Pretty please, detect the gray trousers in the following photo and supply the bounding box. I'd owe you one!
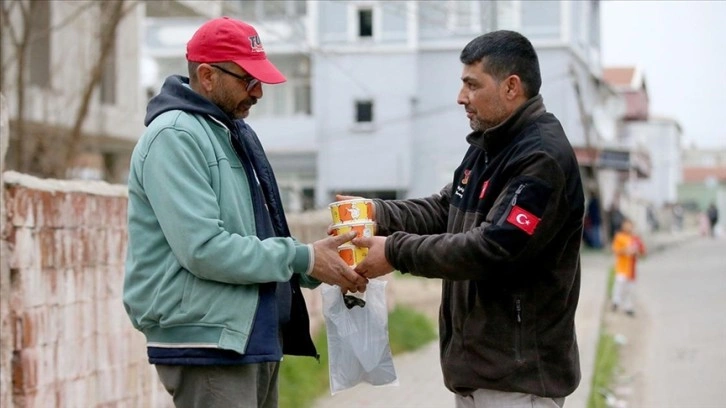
[455,388,565,408]
[156,362,280,408]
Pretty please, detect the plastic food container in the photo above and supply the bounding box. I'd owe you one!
[337,244,368,267]
[331,221,376,239]
[329,199,374,224]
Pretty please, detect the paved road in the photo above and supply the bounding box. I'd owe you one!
[612,236,726,407]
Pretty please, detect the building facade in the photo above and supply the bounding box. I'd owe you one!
[1,0,146,182]
[144,0,614,211]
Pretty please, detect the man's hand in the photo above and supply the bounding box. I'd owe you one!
[352,236,394,279]
[310,231,368,292]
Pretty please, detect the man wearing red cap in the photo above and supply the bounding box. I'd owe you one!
[123,17,366,408]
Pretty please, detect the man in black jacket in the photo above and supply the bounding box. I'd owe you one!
[352,31,584,407]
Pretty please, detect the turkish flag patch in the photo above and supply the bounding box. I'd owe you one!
[506,205,541,235]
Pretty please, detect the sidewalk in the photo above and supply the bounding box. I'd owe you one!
[312,231,696,408]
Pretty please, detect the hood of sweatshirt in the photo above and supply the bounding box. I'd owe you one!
[144,75,238,130]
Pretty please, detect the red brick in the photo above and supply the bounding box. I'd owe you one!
[41,268,61,306]
[38,228,55,269]
[36,191,63,228]
[12,348,39,394]
[9,228,37,270]
[8,186,36,228]
[70,194,87,225]
[19,309,42,349]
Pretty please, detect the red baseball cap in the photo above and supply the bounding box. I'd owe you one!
[186,17,286,84]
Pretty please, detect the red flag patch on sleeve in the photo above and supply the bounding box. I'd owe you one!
[506,205,541,235]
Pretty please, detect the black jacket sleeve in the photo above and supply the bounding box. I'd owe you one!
[374,184,452,236]
[384,152,574,280]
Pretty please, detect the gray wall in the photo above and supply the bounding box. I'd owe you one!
[313,53,415,205]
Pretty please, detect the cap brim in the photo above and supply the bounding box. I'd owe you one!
[233,58,286,84]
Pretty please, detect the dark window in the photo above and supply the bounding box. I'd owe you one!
[358,9,373,37]
[355,100,373,123]
[294,84,311,115]
[302,188,315,211]
[29,2,51,88]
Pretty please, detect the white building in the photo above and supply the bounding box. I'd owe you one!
[603,65,683,221]
[1,0,146,182]
[625,118,682,208]
[144,0,617,211]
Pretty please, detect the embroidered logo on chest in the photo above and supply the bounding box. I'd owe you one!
[461,169,471,185]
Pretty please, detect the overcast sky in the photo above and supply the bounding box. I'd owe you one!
[601,0,726,149]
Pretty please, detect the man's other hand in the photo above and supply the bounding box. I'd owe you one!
[352,236,394,279]
[311,231,368,292]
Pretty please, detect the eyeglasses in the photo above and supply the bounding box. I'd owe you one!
[209,64,260,92]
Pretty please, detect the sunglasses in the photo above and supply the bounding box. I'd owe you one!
[209,64,260,92]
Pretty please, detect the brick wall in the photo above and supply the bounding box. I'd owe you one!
[0,172,172,407]
[0,169,394,407]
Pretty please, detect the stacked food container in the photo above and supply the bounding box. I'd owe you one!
[328,199,376,266]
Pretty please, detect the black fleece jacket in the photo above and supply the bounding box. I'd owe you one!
[375,95,584,398]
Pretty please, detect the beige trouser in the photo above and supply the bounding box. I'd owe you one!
[455,388,565,408]
[156,362,280,408]
[612,274,636,312]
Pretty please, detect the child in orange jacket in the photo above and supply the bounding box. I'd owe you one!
[611,218,647,316]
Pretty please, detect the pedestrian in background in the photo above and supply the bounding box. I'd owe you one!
[611,218,647,317]
[123,17,366,408]
[349,30,584,408]
[608,201,625,242]
[706,202,719,237]
[584,191,603,248]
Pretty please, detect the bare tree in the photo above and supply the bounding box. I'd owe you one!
[61,0,136,177]
[0,0,38,173]
[0,0,137,178]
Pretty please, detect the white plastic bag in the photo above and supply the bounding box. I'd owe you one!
[322,279,398,394]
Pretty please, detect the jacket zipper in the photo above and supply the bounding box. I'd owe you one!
[514,297,523,362]
[497,183,526,226]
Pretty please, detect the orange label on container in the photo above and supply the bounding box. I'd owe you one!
[329,199,373,224]
[337,245,368,266]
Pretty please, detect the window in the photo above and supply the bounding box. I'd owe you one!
[447,0,472,31]
[244,1,307,20]
[358,8,373,38]
[521,1,561,40]
[262,1,287,19]
[294,84,311,115]
[355,100,373,123]
[29,2,51,88]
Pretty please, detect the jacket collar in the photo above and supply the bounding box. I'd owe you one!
[466,94,547,153]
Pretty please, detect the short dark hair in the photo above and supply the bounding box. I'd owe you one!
[460,30,542,98]
[188,61,200,83]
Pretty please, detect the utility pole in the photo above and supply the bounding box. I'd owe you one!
[570,64,607,240]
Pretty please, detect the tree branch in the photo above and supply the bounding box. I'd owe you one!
[1,1,97,73]
[63,0,132,175]
[0,0,22,48]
